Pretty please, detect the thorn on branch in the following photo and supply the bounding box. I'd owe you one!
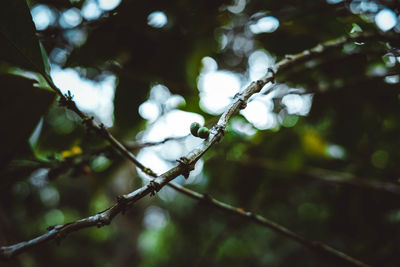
[177,157,194,179]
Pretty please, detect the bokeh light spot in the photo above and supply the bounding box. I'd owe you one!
[198,69,241,115]
[248,50,275,81]
[31,4,56,31]
[282,94,313,116]
[250,16,280,34]
[148,11,168,28]
[143,206,168,229]
[45,209,64,226]
[81,0,103,20]
[375,8,398,32]
[51,67,116,127]
[60,8,82,28]
[98,0,121,11]
[241,99,277,130]
[39,186,60,207]
[139,100,161,122]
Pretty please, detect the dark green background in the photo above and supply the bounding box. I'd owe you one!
[1,0,400,266]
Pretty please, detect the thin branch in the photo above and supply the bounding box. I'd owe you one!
[0,69,270,261]
[167,182,370,267]
[58,135,189,168]
[125,135,189,150]
[237,157,400,196]
[304,167,400,195]
[1,33,379,262]
[42,74,157,177]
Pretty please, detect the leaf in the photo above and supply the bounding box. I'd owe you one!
[0,74,55,167]
[0,0,48,74]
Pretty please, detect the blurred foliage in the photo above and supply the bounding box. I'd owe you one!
[1,0,400,266]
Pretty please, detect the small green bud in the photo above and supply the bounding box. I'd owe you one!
[190,122,201,136]
[197,127,210,139]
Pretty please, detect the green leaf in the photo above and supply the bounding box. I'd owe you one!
[0,74,55,166]
[0,0,48,74]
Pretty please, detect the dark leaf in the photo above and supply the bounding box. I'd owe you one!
[0,0,49,74]
[0,74,55,167]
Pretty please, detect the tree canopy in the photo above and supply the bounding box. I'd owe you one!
[1,0,400,266]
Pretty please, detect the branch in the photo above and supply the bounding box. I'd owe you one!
[60,135,189,168]
[125,135,189,150]
[44,76,157,177]
[0,69,270,261]
[237,157,400,196]
[167,182,370,267]
[304,167,400,195]
[1,32,379,261]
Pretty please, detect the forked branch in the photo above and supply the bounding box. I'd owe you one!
[1,33,381,266]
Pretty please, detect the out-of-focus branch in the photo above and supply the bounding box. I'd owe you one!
[125,135,189,150]
[304,167,400,195]
[61,135,189,166]
[1,32,380,262]
[237,157,400,195]
[168,182,370,267]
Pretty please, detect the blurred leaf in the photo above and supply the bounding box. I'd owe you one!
[0,0,48,74]
[0,74,55,166]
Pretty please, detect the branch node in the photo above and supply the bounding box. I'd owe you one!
[267,67,276,83]
[149,181,161,196]
[96,216,110,228]
[82,116,98,134]
[256,80,264,88]
[212,124,225,143]
[58,90,74,108]
[117,195,129,214]
[83,117,94,126]
[177,157,195,179]
[234,92,247,109]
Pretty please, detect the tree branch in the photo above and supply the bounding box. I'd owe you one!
[1,32,379,263]
[167,182,370,267]
[304,167,400,195]
[237,157,400,196]
[44,75,158,177]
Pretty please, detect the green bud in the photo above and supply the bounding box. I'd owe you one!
[190,122,201,136]
[197,127,210,139]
